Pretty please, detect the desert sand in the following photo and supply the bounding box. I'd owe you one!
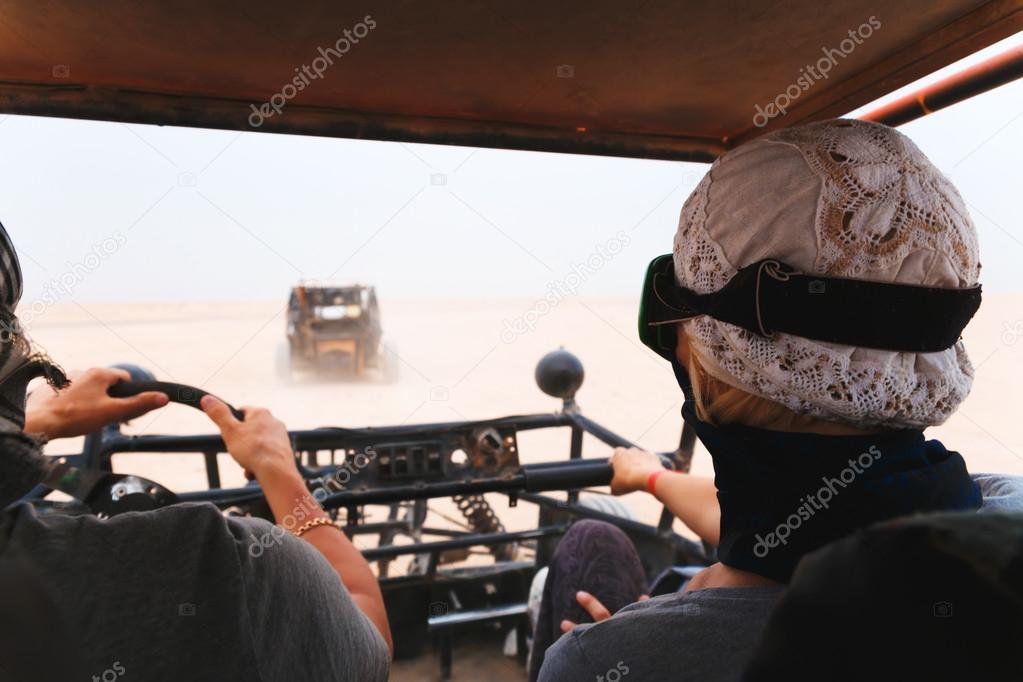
[24,294,1023,679]
[28,293,1023,477]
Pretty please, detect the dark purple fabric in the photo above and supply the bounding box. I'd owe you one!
[529,520,647,682]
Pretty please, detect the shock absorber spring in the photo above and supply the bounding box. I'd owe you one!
[452,494,514,560]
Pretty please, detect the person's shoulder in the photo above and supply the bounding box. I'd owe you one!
[233,518,390,682]
[538,596,694,682]
[102,505,390,682]
[8,500,257,547]
[25,501,328,581]
[13,502,293,583]
[540,588,784,682]
[537,626,598,682]
[595,585,782,621]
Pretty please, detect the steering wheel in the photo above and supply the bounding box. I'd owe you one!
[44,381,247,517]
[108,380,246,420]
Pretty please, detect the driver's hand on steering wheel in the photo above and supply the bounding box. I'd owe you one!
[23,367,170,440]
[200,396,296,481]
[609,446,666,496]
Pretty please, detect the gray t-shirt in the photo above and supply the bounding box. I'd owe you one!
[538,586,783,682]
[5,502,389,681]
[539,473,1023,682]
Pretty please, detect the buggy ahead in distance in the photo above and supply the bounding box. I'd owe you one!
[283,283,395,380]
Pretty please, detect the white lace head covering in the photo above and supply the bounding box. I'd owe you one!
[674,119,980,428]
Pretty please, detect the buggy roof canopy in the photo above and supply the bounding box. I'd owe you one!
[1,0,1021,161]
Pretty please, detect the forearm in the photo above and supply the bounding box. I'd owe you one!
[23,404,64,440]
[650,473,721,546]
[258,464,393,654]
[22,409,53,439]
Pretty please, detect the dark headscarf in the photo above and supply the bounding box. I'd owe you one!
[0,222,68,507]
[672,358,981,582]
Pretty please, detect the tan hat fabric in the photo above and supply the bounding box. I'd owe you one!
[673,119,980,428]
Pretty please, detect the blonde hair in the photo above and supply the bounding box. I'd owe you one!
[686,344,821,431]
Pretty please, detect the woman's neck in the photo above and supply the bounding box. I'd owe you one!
[683,562,781,592]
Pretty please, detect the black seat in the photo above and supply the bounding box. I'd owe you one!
[741,510,1023,681]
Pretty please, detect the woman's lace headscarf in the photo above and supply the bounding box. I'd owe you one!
[674,119,980,428]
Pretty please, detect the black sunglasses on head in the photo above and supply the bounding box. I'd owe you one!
[638,253,982,362]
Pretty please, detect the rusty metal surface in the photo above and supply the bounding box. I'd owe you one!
[860,43,1023,126]
[1,1,1021,159]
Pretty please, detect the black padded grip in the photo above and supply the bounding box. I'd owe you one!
[108,381,245,421]
[522,459,614,492]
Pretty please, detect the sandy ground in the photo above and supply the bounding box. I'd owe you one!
[24,294,1023,679]
[28,294,1023,480]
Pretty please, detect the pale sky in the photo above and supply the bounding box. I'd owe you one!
[2,32,1021,305]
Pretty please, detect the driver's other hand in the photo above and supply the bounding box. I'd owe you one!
[609,446,665,496]
[23,367,169,440]
[201,396,296,481]
[559,591,650,633]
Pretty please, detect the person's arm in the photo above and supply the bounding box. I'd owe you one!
[609,446,721,546]
[201,396,393,656]
[23,367,169,439]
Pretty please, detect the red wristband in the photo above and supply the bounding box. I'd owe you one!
[647,469,668,495]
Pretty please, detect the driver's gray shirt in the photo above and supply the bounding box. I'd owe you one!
[5,502,389,681]
[538,586,783,682]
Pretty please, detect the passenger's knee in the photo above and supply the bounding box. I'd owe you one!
[553,520,630,564]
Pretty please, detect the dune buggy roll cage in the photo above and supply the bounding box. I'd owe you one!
[65,409,701,562]
[2,2,1021,161]
[37,352,704,573]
